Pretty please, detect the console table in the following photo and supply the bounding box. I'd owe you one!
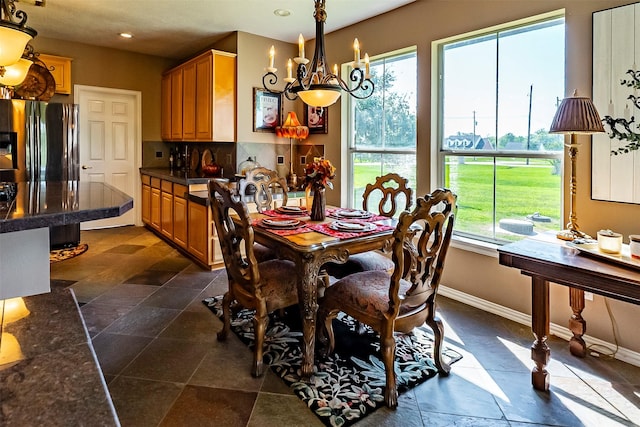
[498,238,640,391]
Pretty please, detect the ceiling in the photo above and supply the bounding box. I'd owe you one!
[18,0,415,59]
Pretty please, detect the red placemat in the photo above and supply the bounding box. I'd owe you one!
[308,221,394,239]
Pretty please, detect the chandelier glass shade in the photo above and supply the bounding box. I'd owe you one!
[262,0,374,108]
[0,0,37,76]
[0,57,31,86]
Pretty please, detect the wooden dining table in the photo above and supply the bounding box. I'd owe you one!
[246,207,396,377]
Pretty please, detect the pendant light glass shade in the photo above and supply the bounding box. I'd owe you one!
[0,26,33,67]
[0,57,31,86]
[297,87,341,108]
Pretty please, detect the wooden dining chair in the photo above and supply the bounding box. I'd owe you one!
[209,179,299,377]
[317,188,457,408]
[327,172,413,278]
[238,167,289,262]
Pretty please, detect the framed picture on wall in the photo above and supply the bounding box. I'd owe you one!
[305,105,328,134]
[253,87,282,132]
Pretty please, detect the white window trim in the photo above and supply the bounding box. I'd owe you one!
[430,9,565,247]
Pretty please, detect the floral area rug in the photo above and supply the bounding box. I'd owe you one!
[49,243,89,263]
[203,296,462,427]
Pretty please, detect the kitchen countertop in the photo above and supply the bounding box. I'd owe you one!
[0,181,134,233]
[0,282,119,425]
[141,168,307,206]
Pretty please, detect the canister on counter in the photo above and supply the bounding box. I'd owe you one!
[629,235,640,259]
[597,229,623,254]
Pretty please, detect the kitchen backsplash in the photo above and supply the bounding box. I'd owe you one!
[142,141,324,182]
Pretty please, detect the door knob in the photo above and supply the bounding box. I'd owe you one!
[81,165,93,170]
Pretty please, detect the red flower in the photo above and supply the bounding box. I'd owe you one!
[304,157,336,189]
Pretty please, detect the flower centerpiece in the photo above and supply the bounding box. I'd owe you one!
[304,157,336,220]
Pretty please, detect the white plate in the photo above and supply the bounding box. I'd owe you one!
[279,206,306,212]
[261,218,302,228]
[329,221,376,232]
[334,209,373,219]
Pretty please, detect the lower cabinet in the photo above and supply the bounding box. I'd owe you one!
[141,173,220,269]
[173,185,188,249]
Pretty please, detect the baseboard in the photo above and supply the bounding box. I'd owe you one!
[439,285,640,368]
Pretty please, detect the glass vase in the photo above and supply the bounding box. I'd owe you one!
[310,185,326,221]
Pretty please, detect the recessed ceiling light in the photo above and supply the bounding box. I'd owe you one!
[273,9,291,17]
[119,33,133,39]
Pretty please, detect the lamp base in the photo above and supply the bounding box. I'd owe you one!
[287,171,298,191]
[557,229,592,241]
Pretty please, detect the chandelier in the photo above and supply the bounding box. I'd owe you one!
[0,0,38,77]
[262,0,374,108]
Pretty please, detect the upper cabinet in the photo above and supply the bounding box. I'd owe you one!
[161,49,236,142]
[38,54,73,95]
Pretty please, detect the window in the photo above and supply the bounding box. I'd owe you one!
[434,12,565,244]
[346,48,417,212]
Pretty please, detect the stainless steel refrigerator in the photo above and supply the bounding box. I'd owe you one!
[0,99,80,248]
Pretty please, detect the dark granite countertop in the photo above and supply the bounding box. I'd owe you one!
[0,181,134,234]
[139,167,223,185]
[0,282,119,425]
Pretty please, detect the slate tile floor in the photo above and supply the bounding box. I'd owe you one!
[50,226,640,426]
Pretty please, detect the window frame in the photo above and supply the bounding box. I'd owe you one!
[431,10,566,245]
[344,46,418,209]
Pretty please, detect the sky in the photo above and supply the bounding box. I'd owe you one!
[442,18,565,139]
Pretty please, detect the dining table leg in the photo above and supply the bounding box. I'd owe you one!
[531,275,550,391]
[297,253,320,378]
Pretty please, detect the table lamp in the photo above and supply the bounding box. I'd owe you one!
[276,111,309,190]
[549,90,605,241]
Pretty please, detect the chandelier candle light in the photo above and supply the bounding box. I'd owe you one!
[263,0,374,107]
[549,90,605,241]
[276,111,309,190]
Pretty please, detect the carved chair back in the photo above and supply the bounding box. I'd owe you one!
[361,173,413,217]
[239,167,288,212]
[209,179,262,297]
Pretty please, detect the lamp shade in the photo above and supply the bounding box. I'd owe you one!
[0,26,34,67]
[276,111,309,140]
[549,93,605,134]
[297,87,342,108]
[0,58,31,86]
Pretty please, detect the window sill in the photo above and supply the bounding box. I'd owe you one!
[450,235,499,258]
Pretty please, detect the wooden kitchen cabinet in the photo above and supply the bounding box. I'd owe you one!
[38,54,73,95]
[160,180,173,239]
[187,201,209,263]
[150,186,161,232]
[173,184,188,249]
[161,49,236,142]
[141,175,151,224]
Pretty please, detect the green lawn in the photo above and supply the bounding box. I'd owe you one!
[353,158,561,241]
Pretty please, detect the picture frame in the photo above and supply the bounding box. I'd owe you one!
[305,105,328,134]
[253,87,282,132]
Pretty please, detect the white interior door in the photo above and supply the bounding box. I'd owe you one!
[75,85,141,229]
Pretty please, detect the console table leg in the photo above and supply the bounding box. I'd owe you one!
[531,276,550,391]
[569,287,587,357]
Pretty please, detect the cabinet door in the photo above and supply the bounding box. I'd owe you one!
[161,189,173,239]
[188,202,208,262]
[141,184,151,224]
[195,52,213,141]
[182,61,197,140]
[150,188,161,230]
[161,73,172,140]
[173,193,188,249]
[170,68,183,140]
[212,52,236,142]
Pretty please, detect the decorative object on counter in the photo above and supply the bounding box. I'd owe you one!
[189,147,200,171]
[253,87,282,132]
[276,111,309,190]
[200,148,222,177]
[549,90,605,241]
[238,156,260,177]
[0,0,38,79]
[596,229,622,254]
[305,104,328,134]
[304,157,335,221]
[262,0,374,108]
[630,235,640,259]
